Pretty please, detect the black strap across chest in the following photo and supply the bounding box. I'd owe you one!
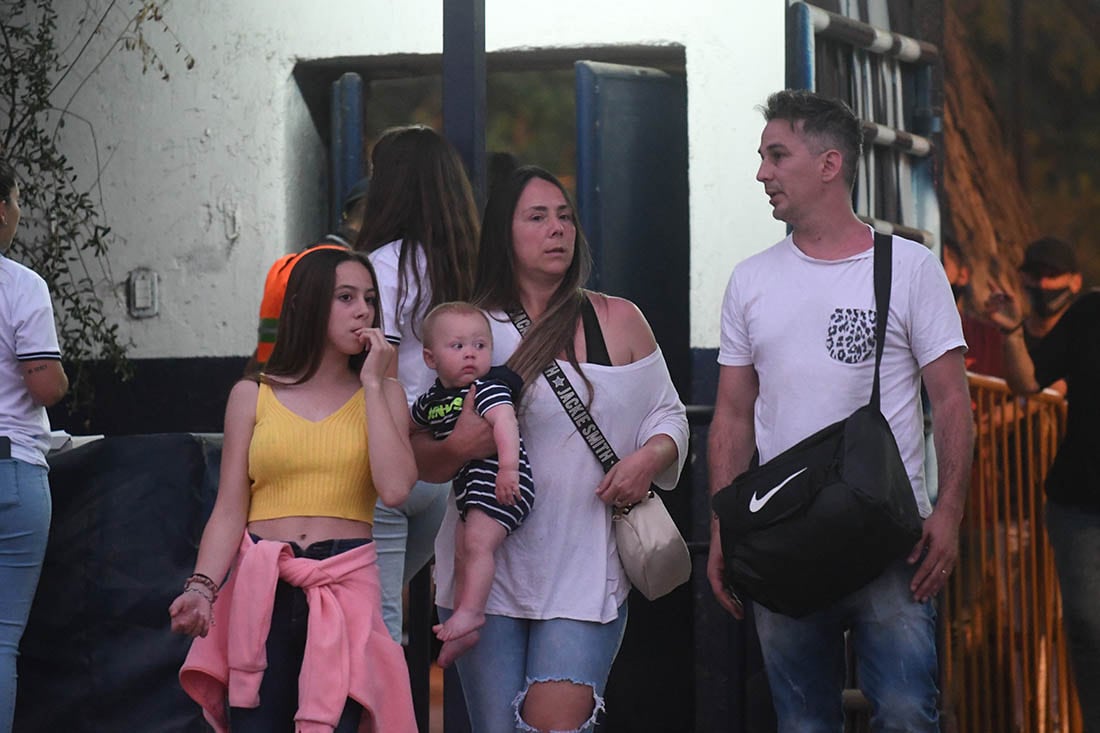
[580,295,612,367]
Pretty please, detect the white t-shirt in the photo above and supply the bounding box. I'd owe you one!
[0,256,62,467]
[433,313,690,622]
[718,231,966,518]
[367,240,433,407]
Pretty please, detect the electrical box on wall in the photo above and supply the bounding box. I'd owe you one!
[127,268,159,318]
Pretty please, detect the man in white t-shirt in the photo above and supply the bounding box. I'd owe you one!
[706,90,974,731]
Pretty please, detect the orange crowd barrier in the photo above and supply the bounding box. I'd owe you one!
[940,373,1081,733]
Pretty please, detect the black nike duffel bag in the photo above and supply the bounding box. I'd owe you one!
[711,402,923,618]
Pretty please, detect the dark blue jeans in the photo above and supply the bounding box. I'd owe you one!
[229,536,370,733]
[1045,501,1100,731]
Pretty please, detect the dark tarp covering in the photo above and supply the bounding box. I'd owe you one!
[15,433,221,733]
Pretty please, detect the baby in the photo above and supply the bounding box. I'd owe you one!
[412,302,534,667]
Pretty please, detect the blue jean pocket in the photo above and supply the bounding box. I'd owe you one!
[0,459,19,508]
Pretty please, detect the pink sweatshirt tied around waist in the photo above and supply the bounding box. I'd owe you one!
[179,533,415,733]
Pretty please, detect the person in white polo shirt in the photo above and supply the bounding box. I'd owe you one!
[0,159,68,732]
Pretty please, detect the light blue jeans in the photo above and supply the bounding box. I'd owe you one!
[1045,500,1100,730]
[439,603,628,733]
[0,459,51,732]
[372,480,449,642]
[754,558,939,733]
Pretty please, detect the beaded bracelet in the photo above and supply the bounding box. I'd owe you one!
[183,586,214,604]
[184,573,219,601]
[182,587,216,628]
[190,572,218,589]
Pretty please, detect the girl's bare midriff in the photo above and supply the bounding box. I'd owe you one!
[248,515,373,547]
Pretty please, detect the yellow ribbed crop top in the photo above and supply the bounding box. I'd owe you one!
[248,383,378,523]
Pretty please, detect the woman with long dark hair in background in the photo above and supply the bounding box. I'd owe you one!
[355,124,483,643]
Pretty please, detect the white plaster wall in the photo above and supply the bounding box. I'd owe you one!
[51,0,784,359]
[284,88,328,260]
[683,0,788,349]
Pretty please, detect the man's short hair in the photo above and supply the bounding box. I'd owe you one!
[760,89,863,189]
[1020,236,1078,278]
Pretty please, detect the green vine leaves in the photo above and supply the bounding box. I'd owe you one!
[1,1,195,415]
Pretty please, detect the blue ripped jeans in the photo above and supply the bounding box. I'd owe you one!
[440,603,628,733]
[0,458,50,733]
[753,558,939,733]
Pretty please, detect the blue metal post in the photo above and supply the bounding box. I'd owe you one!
[442,0,487,205]
[329,73,364,231]
[787,2,816,90]
[439,6,484,730]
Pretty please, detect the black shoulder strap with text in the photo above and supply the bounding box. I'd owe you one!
[507,299,620,472]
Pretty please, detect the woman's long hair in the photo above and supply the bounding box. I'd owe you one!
[354,125,480,340]
[263,248,381,384]
[0,159,16,201]
[473,165,594,391]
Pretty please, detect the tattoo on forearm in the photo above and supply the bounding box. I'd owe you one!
[24,364,48,375]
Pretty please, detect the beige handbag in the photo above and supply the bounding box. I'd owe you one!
[612,489,692,600]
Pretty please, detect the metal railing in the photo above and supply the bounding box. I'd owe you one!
[940,373,1081,733]
[788,1,941,248]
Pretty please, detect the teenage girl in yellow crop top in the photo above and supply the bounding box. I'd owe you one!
[169,248,417,731]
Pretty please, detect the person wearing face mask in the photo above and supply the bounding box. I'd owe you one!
[1015,237,1082,351]
[986,237,1082,397]
[985,236,1100,730]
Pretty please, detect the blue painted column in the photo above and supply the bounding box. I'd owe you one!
[440,5,484,730]
[329,73,364,231]
[442,0,487,205]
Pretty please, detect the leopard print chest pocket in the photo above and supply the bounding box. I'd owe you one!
[826,308,877,364]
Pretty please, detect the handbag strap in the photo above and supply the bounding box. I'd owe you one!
[580,297,612,367]
[870,230,892,411]
[506,301,620,473]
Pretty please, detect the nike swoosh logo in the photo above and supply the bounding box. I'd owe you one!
[748,467,809,513]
